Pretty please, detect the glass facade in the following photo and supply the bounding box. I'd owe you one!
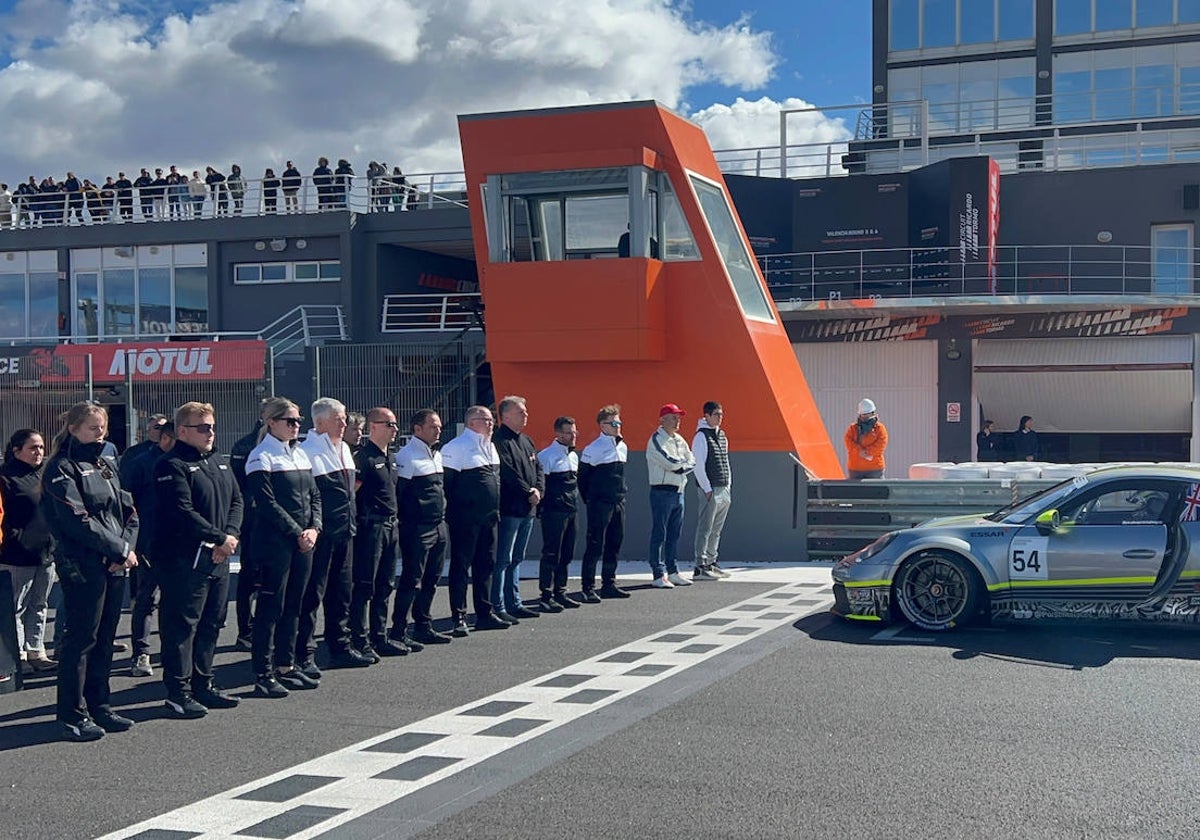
[1054,43,1200,123]
[71,243,208,339]
[889,58,1036,132]
[233,261,341,284]
[1056,0,1200,34]
[889,0,1034,51]
[0,251,59,340]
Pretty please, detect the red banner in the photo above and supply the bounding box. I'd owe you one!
[987,158,1001,294]
[1,340,267,385]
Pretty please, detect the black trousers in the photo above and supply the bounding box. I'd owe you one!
[447,513,497,620]
[351,518,397,647]
[56,560,126,724]
[159,560,230,698]
[391,521,447,634]
[251,543,313,676]
[582,497,624,591]
[130,555,160,657]
[539,510,577,595]
[297,533,352,660]
[235,519,257,639]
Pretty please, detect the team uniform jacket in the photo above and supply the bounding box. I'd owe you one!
[645,428,696,490]
[537,440,579,514]
[41,438,140,569]
[354,439,397,520]
[244,434,321,547]
[692,419,732,494]
[152,441,244,563]
[441,429,500,525]
[300,432,357,541]
[578,435,627,504]
[494,424,545,517]
[395,437,446,526]
[229,422,263,494]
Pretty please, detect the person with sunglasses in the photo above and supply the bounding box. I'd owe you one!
[244,397,321,698]
[577,404,631,602]
[153,403,243,718]
[42,402,139,741]
[351,407,406,661]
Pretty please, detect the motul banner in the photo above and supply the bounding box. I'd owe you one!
[0,340,267,385]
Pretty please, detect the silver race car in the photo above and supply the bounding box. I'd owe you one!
[831,465,1200,630]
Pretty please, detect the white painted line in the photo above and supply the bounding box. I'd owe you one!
[97,580,833,840]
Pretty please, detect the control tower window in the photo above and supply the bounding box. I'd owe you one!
[689,173,775,323]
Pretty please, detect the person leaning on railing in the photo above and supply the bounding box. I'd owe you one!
[262,168,280,214]
[228,165,246,216]
[282,161,301,213]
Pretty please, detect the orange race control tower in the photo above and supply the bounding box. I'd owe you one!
[458,100,841,484]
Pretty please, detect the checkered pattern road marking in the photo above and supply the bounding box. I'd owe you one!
[98,577,833,840]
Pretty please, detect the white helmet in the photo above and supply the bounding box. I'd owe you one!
[857,398,876,415]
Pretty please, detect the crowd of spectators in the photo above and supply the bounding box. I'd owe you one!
[0,158,418,229]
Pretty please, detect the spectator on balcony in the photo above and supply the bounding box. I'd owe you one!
[39,177,63,226]
[150,168,168,220]
[114,172,133,221]
[85,180,109,223]
[187,171,206,218]
[133,169,154,220]
[15,177,37,227]
[282,161,301,213]
[367,161,386,211]
[844,398,887,480]
[262,168,280,214]
[205,166,228,216]
[227,164,246,216]
[0,183,11,229]
[313,157,333,210]
[334,159,353,209]
[63,172,84,225]
[390,166,408,211]
[1013,416,1039,462]
[166,166,186,220]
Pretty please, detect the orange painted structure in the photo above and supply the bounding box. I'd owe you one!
[458,101,842,478]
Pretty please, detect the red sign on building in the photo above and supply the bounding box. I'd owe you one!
[0,340,267,385]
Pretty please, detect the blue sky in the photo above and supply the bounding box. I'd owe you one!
[0,0,873,178]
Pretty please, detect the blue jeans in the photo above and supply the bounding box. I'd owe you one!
[648,487,685,578]
[494,515,535,612]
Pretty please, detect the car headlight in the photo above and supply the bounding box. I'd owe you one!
[842,531,898,565]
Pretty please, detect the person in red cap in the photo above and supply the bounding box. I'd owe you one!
[645,403,696,588]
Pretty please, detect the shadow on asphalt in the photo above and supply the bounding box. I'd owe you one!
[794,610,1200,670]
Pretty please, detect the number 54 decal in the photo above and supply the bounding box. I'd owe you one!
[1009,536,1049,580]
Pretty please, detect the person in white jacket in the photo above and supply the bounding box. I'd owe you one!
[645,403,696,589]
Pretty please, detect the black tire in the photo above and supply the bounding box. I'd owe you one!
[893,551,983,631]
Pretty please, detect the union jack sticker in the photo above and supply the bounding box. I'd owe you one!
[1181,483,1200,522]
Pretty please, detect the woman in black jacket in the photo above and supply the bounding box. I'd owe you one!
[0,429,55,672]
[42,402,139,742]
[245,397,321,698]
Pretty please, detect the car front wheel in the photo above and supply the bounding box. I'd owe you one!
[893,551,982,631]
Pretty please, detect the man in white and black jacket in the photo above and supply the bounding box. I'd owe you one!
[577,403,630,601]
[691,401,733,581]
[645,403,696,589]
[298,398,366,673]
[391,409,452,648]
[442,404,509,634]
[154,402,243,718]
[493,395,545,621]
[536,415,581,611]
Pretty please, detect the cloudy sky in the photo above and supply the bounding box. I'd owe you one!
[0,0,870,183]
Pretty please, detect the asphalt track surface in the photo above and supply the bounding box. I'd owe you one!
[3,563,1200,840]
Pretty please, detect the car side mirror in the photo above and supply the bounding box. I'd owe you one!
[1034,509,1061,535]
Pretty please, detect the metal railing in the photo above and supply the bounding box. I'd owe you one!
[0,171,468,230]
[762,245,1200,302]
[259,305,347,357]
[380,293,483,333]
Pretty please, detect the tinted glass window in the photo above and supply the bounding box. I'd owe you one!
[1056,0,1091,33]
[29,272,57,339]
[1094,0,1132,30]
[922,0,956,46]
[1136,0,1173,27]
[0,273,24,337]
[890,0,920,49]
[103,268,135,336]
[998,0,1034,39]
[690,176,774,322]
[960,0,995,43]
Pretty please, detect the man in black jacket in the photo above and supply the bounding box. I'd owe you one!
[154,403,243,718]
[113,172,133,220]
[536,416,581,611]
[442,405,508,634]
[133,168,154,220]
[351,406,405,660]
[493,396,545,621]
[390,409,451,648]
[578,404,630,601]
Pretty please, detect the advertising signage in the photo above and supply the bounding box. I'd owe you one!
[0,340,267,386]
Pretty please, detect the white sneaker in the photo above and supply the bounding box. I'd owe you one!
[692,567,720,582]
[709,564,732,578]
[130,654,153,677]
[652,575,675,589]
[667,572,693,587]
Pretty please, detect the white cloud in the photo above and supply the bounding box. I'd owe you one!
[692,96,853,176]
[0,0,811,183]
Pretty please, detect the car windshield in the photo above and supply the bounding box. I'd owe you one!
[985,478,1081,524]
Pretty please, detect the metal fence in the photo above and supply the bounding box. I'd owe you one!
[314,339,486,436]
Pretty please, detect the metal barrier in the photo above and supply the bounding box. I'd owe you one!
[380,293,482,333]
[806,479,1057,562]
